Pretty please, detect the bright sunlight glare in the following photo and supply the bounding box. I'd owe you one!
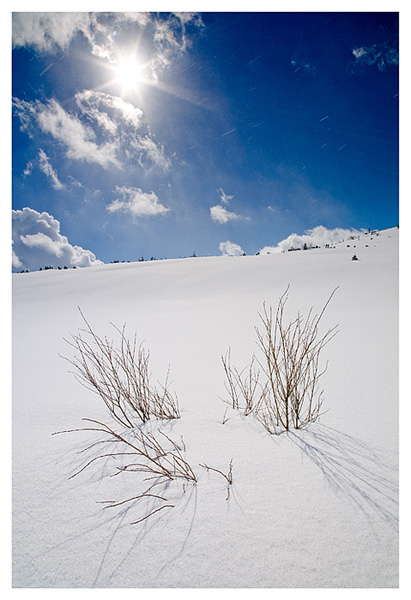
[115,57,144,93]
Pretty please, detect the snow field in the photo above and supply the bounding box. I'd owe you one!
[12,228,399,587]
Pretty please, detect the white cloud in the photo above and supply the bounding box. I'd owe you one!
[352,43,398,71]
[258,225,364,254]
[352,47,367,59]
[75,91,168,168]
[12,208,103,271]
[107,186,170,218]
[13,93,168,171]
[173,12,203,27]
[38,98,121,168]
[13,97,120,169]
[210,205,243,224]
[218,187,233,205]
[131,135,170,170]
[12,13,149,56]
[75,91,143,132]
[211,189,249,224]
[38,149,64,190]
[219,241,245,256]
[12,245,23,270]
[12,12,92,52]
[151,13,204,78]
[12,97,37,133]
[23,161,33,177]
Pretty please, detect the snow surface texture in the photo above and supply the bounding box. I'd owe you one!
[12,228,399,588]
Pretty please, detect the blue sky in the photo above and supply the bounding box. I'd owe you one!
[12,10,399,269]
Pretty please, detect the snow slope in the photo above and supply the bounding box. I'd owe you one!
[12,227,399,588]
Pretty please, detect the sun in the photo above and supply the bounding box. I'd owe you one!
[114,56,145,94]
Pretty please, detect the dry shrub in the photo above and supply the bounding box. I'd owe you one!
[61,309,180,428]
[222,287,338,434]
[58,310,234,526]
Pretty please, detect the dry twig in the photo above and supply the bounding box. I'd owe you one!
[200,459,234,500]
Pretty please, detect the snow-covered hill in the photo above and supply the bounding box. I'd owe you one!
[12,227,399,588]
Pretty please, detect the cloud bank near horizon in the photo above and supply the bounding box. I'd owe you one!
[258,225,365,254]
[219,240,245,256]
[12,207,103,272]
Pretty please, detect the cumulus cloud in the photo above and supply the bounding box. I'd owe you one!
[107,186,170,218]
[210,188,249,224]
[210,205,244,224]
[219,241,245,256]
[38,149,64,189]
[12,247,23,270]
[12,207,103,271]
[13,92,168,171]
[352,43,398,71]
[258,225,364,254]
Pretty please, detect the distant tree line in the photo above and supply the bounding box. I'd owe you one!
[18,265,77,273]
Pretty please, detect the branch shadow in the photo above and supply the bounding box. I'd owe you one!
[287,423,398,530]
[92,479,199,586]
[46,422,200,587]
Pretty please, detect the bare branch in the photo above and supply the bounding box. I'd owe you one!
[200,459,233,500]
[130,504,175,525]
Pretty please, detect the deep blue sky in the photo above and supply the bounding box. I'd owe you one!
[12,11,399,266]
